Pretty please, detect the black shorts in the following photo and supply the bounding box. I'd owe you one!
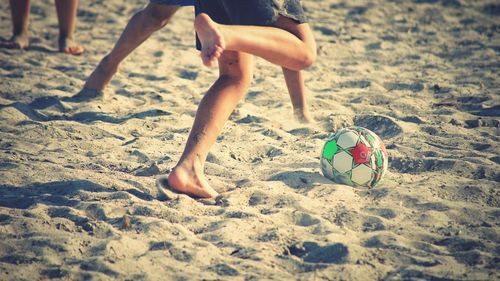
[195,0,308,49]
[150,0,194,6]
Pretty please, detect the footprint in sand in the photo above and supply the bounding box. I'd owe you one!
[361,216,386,232]
[365,207,397,219]
[286,241,349,264]
[177,69,198,80]
[390,157,456,174]
[383,82,424,92]
[248,191,269,206]
[47,207,95,234]
[236,114,267,124]
[338,80,371,89]
[149,241,194,262]
[434,237,487,266]
[79,260,119,277]
[353,114,403,139]
[128,72,167,82]
[41,268,69,279]
[313,26,337,36]
[292,212,321,227]
[209,263,239,277]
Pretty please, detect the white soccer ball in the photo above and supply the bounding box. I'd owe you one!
[320,127,388,188]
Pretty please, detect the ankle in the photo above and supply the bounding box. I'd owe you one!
[294,106,308,114]
[13,31,28,37]
[293,107,313,122]
[58,33,74,41]
[178,153,205,170]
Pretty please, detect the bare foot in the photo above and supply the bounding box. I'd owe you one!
[64,88,104,102]
[0,34,29,49]
[294,108,314,124]
[83,55,118,91]
[166,157,218,198]
[194,13,225,67]
[59,36,84,55]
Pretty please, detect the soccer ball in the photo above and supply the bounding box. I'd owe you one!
[320,127,388,188]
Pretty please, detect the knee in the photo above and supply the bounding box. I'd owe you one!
[221,72,253,92]
[141,7,172,31]
[297,46,317,69]
[232,73,253,89]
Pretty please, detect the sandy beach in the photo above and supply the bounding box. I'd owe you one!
[0,0,499,280]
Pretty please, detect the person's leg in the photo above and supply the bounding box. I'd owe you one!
[82,3,179,91]
[273,16,316,123]
[0,0,30,49]
[166,51,254,198]
[194,13,316,71]
[281,68,313,123]
[54,0,84,55]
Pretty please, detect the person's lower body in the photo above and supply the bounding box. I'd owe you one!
[165,51,254,198]
[0,0,84,55]
[78,3,180,99]
[193,0,315,70]
[194,0,316,122]
[1,0,30,49]
[163,1,317,198]
[55,0,84,55]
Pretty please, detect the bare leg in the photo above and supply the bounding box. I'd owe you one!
[165,51,254,198]
[54,0,84,55]
[0,0,30,49]
[194,13,316,71]
[273,17,316,123]
[82,4,178,92]
[282,68,313,123]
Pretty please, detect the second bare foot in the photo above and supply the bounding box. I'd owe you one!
[59,36,84,55]
[194,13,225,67]
[294,108,314,124]
[64,88,104,102]
[0,34,29,50]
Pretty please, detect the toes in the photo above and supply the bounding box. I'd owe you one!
[202,53,214,67]
[214,46,224,54]
[201,47,223,67]
[214,49,223,59]
[63,46,84,55]
[201,54,211,67]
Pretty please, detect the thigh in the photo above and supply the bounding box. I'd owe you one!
[273,16,316,49]
[146,2,181,20]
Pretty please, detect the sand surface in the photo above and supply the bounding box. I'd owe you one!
[0,0,499,280]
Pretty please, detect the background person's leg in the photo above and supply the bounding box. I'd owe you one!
[54,0,84,55]
[0,0,30,49]
[166,51,254,198]
[82,3,179,91]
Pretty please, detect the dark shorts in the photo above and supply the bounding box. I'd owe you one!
[150,0,194,6]
[194,0,308,49]
[195,0,307,26]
